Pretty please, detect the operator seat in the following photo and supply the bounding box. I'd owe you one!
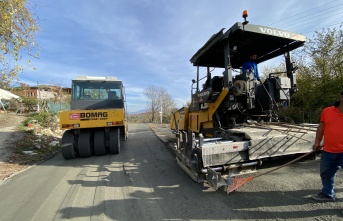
[211,76,223,92]
[208,76,223,101]
[108,91,118,99]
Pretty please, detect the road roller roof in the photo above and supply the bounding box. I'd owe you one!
[75,76,119,81]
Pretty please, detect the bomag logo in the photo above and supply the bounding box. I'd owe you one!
[80,112,108,121]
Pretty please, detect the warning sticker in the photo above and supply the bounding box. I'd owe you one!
[69,113,80,120]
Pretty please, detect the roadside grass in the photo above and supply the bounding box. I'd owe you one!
[0,112,63,182]
[9,128,61,165]
[7,113,62,165]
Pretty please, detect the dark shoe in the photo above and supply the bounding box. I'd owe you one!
[311,192,335,202]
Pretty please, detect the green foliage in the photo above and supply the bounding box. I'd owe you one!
[33,112,53,127]
[277,107,322,124]
[12,131,60,164]
[268,27,343,124]
[0,0,39,89]
[22,111,56,128]
[292,28,343,114]
[21,96,38,105]
[18,96,38,112]
[261,62,286,80]
[22,113,37,126]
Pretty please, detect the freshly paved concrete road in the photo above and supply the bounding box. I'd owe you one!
[1,123,343,221]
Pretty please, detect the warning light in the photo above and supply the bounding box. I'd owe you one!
[242,10,249,28]
[242,10,248,18]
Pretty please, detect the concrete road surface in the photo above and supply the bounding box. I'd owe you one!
[1,123,343,221]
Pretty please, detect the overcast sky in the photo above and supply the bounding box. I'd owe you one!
[21,0,343,113]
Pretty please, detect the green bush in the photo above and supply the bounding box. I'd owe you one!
[22,114,36,126]
[22,112,57,128]
[277,107,322,124]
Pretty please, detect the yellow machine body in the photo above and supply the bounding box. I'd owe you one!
[60,76,128,159]
[60,109,126,130]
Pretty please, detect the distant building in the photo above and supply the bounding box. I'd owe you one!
[8,84,71,112]
[11,84,71,101]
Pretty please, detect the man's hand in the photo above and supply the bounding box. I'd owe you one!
[312,143,322,151]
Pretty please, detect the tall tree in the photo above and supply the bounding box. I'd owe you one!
[293,28,343,112]
[0,0,38,89]
[269,28,343,123]
[144,86,160,122]
[258,28,343,123]
[159,89,177,123]
[261,62,286,80]
[143,86,176,123]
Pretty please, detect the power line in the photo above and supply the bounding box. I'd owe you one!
[283,11,343,31]
[265,0,343,34]
[263,1,343,36]
[276,3,343,29]
[268,0,339,26]
[302,21,343,35]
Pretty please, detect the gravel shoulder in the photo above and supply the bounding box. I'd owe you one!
[0,113,27,161]
[0,113,30,182]
[0,113,61,183]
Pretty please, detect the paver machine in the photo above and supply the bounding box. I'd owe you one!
[170,14,317,190]
[60,76,128,159]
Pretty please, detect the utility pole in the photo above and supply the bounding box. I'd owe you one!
[37,81,40,112]
[159,98,163,123]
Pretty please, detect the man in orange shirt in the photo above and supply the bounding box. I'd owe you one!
[312,90,343,201]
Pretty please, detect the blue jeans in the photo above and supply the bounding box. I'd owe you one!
[320,151,343,197]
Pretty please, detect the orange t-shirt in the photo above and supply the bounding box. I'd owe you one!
[320,106,343,153]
